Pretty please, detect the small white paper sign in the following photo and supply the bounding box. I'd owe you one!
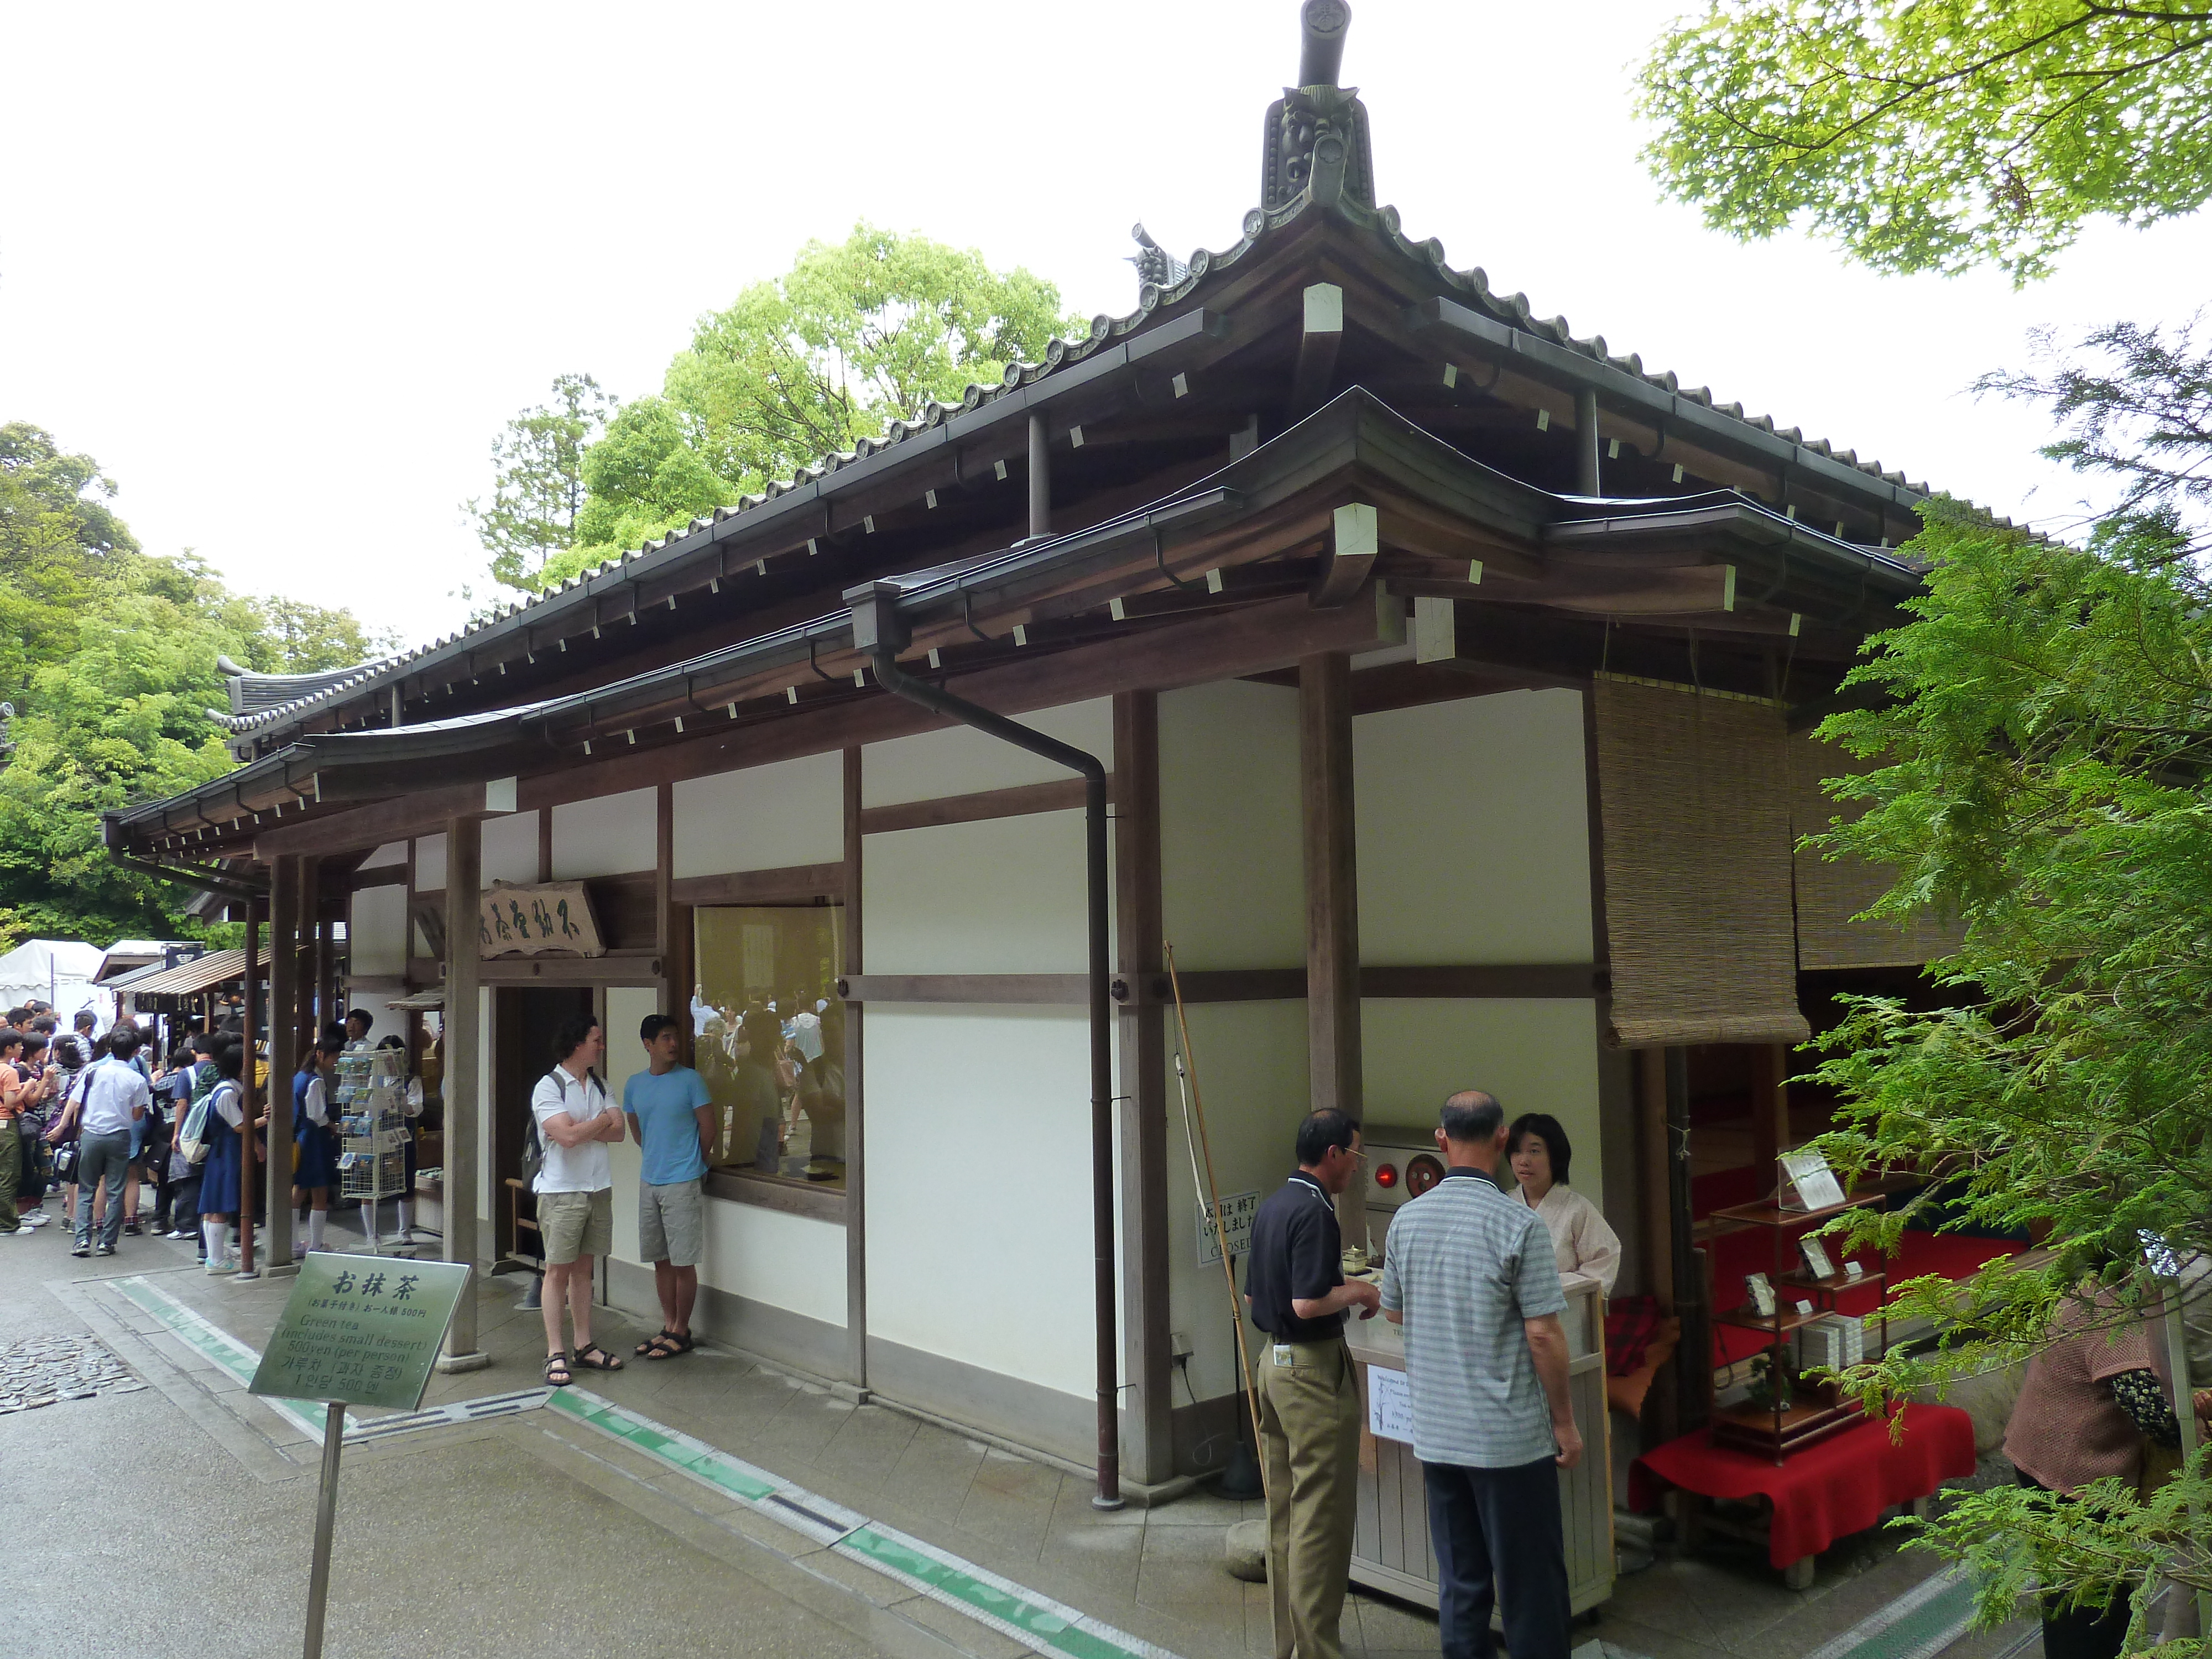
[1794,1299,1815,1316]
[1368,1366,1413,1444]
[1844,1260,1866,1281]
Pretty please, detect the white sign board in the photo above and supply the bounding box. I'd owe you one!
[1367,1365,1413,1444]
[1195,1190,1262,1267]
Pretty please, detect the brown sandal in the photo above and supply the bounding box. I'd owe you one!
[572,1342,624,1371]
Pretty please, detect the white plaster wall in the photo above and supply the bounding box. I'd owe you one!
[551,787,656,878]
[602,985,658,1272]
[482,811,540,885]
[1360,998,1605,1215]
[863,810,1102,974]
[702,1204,848,1325]
[415,833,446,893]
[1354,689,1594,965]
[674,753,842,878]
[862,699,1113,807]
[361,841,407,869]
[348,884,408,978]
[1159,680,1303,970]
[1160,999,1311,1402]
[865,1005,1095,1398]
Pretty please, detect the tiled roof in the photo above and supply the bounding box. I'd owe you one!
[206,191,1937,746]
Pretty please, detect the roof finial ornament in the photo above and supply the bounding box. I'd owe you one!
[1261,0,1374,213]
[1128,222,1191,290]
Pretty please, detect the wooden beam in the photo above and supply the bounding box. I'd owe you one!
[1301,652,1361,1123]
[838,973,1089,1005]
[1114,690,1172,1484]
[1361,964,1602,998]
[1309,502,1378,608]
[857,777,1105,837]
[669,863,846,907]
[842,745,867,1392]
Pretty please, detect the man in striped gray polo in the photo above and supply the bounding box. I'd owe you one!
[1380,1090,1580,1659]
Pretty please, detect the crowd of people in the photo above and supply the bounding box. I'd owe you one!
[0,1001,430,1272]
[685,983,846,1178]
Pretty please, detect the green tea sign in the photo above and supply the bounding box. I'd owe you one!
[250,1252,471,1412]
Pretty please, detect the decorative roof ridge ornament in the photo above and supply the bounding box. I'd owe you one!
[1261,0,1373,213]
[1128,222,1190,290]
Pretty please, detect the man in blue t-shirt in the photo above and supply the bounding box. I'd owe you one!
[622,1013,716,1360]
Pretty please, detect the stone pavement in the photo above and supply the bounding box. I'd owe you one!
[1,1211,2040,1659]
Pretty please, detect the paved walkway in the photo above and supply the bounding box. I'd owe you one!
[1,1212,2036,1659]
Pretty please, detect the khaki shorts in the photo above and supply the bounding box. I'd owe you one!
[536,1187,612,1265]
[638,1178,704,1267]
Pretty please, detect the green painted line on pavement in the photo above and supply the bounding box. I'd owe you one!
[1802,1568,1979,1659]
[548,1387,1177,1659]
[111,1275,338,1438]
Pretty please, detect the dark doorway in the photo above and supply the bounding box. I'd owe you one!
[493,985,593,1262]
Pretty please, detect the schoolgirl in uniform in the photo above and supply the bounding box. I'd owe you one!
[293,1034,341,1252]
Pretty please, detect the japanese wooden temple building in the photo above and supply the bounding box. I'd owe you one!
[106,2,1947,1502]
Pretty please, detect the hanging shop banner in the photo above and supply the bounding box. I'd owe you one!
[249,1252,472,1411]
[478,879,604,958]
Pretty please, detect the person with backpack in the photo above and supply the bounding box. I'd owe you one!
[165,1035,217,1250]
[66,1026,154,1258]
[193,1039,263,1275]
[530,1015,627,1386]
[291,1034,340,1253]
[0,1029,29,1238]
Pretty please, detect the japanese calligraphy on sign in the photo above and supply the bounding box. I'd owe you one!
[478,879,604,959]
[1194,1188,1262,1268]
[249,1253,472,1410]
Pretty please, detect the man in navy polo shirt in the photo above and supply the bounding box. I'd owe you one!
[623,1013,716,1360]
[1244,1107,1378,1659]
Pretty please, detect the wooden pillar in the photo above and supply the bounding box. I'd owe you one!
[1300,651,1361,1129]
[238,889,263,1276]
[294,857,322,1068]
[1747,1043,1790,1188]
[439,815,491,1371]
[1635,1047,1676,1438]
[839,748,869,1390]
[259,866,293,1270]
[1114,691,1172,1484]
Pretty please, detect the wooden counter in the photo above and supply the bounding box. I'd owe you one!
[1344,1275,1613,1615]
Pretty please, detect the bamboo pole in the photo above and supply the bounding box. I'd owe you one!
[1163,942,1267,1503]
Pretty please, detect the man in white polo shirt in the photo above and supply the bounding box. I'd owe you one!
[531,1015,627,1385]
[71,1029,154,1258]
[1379,1090,1580,1659]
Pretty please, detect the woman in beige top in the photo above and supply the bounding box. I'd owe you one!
[1507,1112,1621,1295]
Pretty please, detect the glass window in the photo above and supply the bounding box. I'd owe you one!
[691,905,847,1192]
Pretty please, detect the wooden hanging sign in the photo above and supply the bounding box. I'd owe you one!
[478,880,604,958]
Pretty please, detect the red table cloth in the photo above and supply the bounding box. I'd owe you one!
[1628,1403,1976,1567]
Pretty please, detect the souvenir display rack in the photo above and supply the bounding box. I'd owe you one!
[1705,1182,1895,1462]
[336,1046,413,1256]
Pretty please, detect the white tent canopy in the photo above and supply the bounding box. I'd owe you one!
[0,939,109,1024]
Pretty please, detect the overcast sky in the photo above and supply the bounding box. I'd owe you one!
[7,1,2206,649]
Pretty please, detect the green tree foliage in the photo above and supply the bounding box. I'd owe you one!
[1636,2,2212,282]
[1804,325,2212,1633]
[514,225,1081,591]
[466,373,616,592]
[1,421,146,711]
[0,425,389,942]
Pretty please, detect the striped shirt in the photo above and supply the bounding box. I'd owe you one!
[1378,1167,1567,1468]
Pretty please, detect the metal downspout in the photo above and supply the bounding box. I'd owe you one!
[848,584,1121,1510]
[1575,386,1603,497]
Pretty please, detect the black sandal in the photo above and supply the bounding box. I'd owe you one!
[643,1331,696,1361]
[572,1342,624,1372]
[544,1352,572,1387]
[635,1329,675,1357]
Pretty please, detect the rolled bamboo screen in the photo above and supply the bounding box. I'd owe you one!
[1592,674,1810,1047]
[1790,734,1964,970]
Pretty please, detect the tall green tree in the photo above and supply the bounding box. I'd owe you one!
[1806,328,2212,1634]
[1636,1,2212,282]
[467,373,617,593]
[517,225,1081,591]
[0,421,147,712]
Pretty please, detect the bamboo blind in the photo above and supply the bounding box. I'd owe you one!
[1592,674,1811,1047]
[1790,734,1965,970]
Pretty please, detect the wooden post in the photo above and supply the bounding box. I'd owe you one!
[439,815,490,1371]
[1748,1043,1790,1189]
[1636,1047,1677,1440]
[238,889,263,1276]
[842,747,868,1392]
[260,863,293,1270]
[1300,651,1362,1140]
[1113,691,1172,1484]
[295,857,323,1071]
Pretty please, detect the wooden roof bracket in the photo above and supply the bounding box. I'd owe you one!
[1310,501,1378,607]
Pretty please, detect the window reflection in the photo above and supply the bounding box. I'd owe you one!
[692,905,846,1191]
